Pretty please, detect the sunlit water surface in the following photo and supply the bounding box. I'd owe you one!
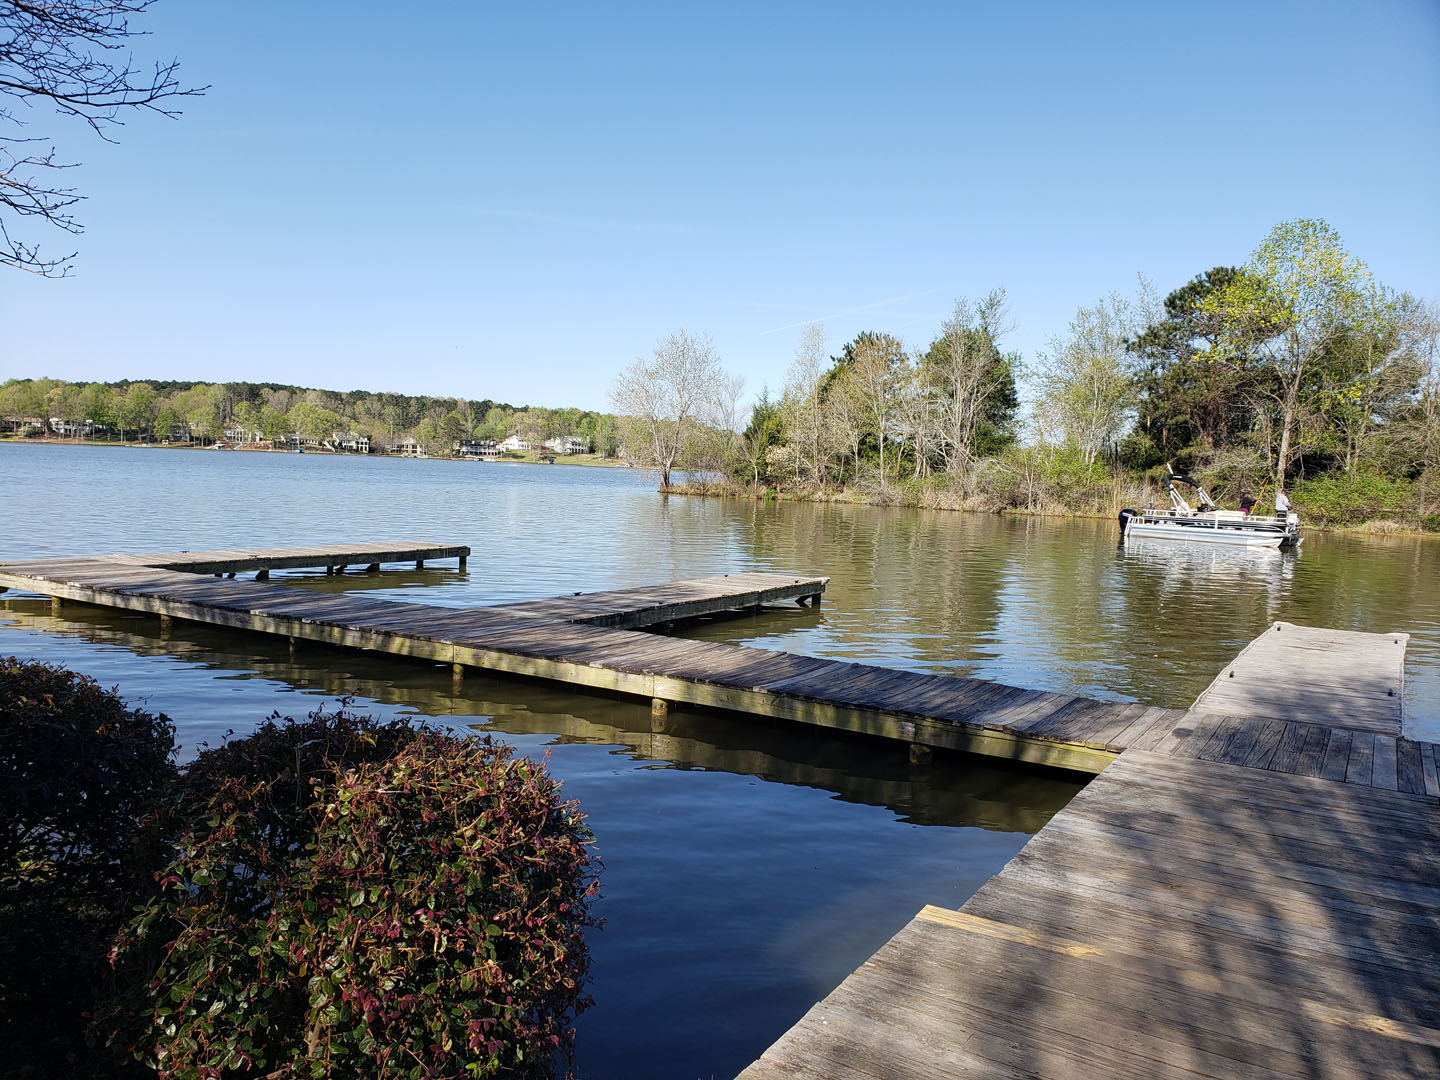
[2,443,1437,1076]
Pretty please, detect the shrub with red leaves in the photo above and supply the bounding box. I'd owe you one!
[106,705,597,1079]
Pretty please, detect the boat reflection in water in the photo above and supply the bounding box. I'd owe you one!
[1118,533,1296,621]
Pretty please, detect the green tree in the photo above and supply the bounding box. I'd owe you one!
[115,382,157,440]
[0,379,43,421]
[737,388,784,484]
[921,290,1019,472]
[153,402,184,441]
[1202,219,1370,488]
[82,383,115,435]
[836,330,908,485]
[1035,294,1138,467]
[1128,266,1264,459]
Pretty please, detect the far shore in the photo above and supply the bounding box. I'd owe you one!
[0,435,631,469]
[7,435,1435,538]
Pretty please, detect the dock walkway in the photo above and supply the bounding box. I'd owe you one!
[740,623,1440,1080]
[1,541,1199,773]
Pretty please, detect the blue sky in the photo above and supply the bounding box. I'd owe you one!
[2,0,1437,413]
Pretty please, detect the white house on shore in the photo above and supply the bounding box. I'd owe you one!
[544,434,590,455]
[499,434,531,453]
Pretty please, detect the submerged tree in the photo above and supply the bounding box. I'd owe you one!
[1,0,204,274]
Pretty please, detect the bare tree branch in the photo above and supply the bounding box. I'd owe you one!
[1,0,205,274]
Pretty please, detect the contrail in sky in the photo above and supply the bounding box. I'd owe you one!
[758,288,943,336]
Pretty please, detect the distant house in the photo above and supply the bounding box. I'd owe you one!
[223,424,265,445]
[395,436,425,458]
[499,435,531,453]
[458,439,499,458]
[163,422,193,443]
[544,434,590,456]
[330,431,371,453]
[49,417,96,438]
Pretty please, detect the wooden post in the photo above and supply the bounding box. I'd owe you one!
[255,568,270,580]
[909,743,933,766]
[416,559,425,569]
[458,554,467,570]
[452,662,464,686]
[288,636,298,658]
[158,614,172,635]
[651,697,668,718]
[50,595,64,613]
[366,562,380,572]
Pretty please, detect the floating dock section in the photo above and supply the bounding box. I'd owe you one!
[2,541,1193,774]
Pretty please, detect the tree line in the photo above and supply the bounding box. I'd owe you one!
[0,378,622,457]
[610,219,1440,528]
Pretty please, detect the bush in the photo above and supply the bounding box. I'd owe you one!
[1291,472,1415,526]
[0,657,176,1077]
[107,706,597,1079]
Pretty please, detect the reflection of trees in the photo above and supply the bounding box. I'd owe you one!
[706,499,1012,674]
[0,598,1081,833]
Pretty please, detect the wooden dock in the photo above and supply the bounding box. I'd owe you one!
[0,541,1198,773]
[6,542,1437,1077]
[740,623,1440,1080]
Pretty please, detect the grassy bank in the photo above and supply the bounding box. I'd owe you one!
[661,459,1440,538]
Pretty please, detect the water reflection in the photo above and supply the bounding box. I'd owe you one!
[2,444,1435,737]
[0,597,1080,832]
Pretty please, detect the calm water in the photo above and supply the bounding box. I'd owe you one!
[2,442,1438,1076]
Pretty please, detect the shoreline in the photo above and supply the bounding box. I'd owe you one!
[655,480,1440,540]
[4,437,1433,537]
[0,435,630,469]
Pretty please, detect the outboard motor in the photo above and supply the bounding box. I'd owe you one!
[1118,508,1137,537]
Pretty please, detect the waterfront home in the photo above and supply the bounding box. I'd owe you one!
[329,431,371,453]
[544,434,590,455]
[458,439,499,458]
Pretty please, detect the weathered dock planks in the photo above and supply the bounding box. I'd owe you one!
[1193,621,1408,735]
[7,543,1435,1077]
[0,543,1189,773]
[740,622,1438,1080]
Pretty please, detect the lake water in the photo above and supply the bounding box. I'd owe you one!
[2,442,1437,1077]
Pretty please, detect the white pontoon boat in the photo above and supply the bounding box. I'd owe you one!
[1118,472,1301,549]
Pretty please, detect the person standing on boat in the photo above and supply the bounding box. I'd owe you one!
[1275,489,1291,519]
[1239,492,1256,516]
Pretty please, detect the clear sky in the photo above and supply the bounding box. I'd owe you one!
[2,0,1437,413]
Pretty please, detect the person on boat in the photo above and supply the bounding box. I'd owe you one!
[1275,489,1291,519]
[1239,491,1256,516]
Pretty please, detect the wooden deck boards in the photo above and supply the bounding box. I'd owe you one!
[7,542,1436,1078]
[0,544,1161,774]
[741,748,1440,1080]
[741,618,1436,1080]
[1193,621,1408,734]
